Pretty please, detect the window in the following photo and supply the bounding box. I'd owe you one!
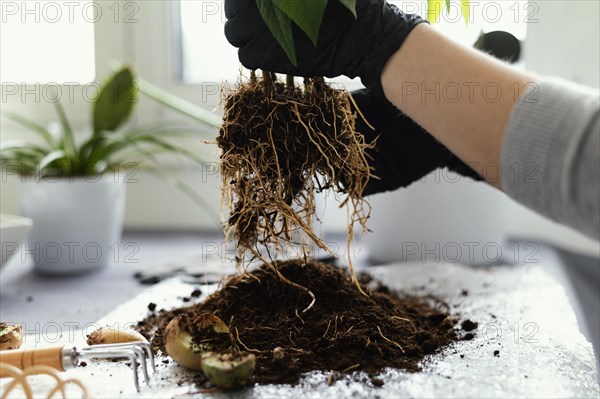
[0,0,96,83]
[177,1,239,84]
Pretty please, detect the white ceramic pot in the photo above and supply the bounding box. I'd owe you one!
[16,174,126,274]
[0,214,33,270]
[363,171,508,265]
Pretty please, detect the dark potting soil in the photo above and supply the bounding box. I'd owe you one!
[136,260,469,386]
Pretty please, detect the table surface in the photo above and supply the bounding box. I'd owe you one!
[3,257,599,398]
[0,231,223,328]
[0,232,596,329]
[1,231,599,398]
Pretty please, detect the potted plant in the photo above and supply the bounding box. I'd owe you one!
[0,66,221,274]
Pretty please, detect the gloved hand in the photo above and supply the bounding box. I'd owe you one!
[351,89,482,195]
[224,0,425,98]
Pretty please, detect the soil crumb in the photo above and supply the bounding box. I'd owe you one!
[462,333,475,341]
[137,260,466,385]
[461,319,478,332]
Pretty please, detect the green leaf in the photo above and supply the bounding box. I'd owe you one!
[0,111,57,148]
[128,135,208,165]
[461,0,470,24]
[272,0,327,47]
[1,150,43,165]
[53,99,76,161]
[137,77,222,128]
[0,140,47,153]
[427,0,444,23]
[86,129,208,168]
[445,0,451,13]
[256,0,297,66]
[93,66,138,134]
[337,0,356,17]
[37,149,66,171]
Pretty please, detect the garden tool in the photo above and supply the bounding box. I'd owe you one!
[0,342,155,392]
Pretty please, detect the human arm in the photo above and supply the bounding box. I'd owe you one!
[381,24,599,239]
[380,24,536,189]
[224,0,600,239]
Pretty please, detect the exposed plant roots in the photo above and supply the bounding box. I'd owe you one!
[217,71,373,292]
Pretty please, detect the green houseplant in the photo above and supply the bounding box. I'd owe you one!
[0,66,221,274]
[256,0,470,65]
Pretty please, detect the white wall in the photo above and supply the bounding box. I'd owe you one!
[525,1,599,89]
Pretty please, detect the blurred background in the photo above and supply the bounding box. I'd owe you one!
[1,0,599,257]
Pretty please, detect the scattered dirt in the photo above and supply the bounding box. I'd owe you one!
[462,333,475,341]
[137,260,469,386]
[494,350,500,357]
[190,289,202,298]
[461,320,478,332]
[148,303,157,312]
[371,377,385,387]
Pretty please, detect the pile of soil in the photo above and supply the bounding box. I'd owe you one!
[137,260,469,386]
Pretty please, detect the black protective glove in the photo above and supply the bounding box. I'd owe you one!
[351,89,482,196]
[224,0,425,98]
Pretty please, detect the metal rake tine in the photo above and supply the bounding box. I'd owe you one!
[130,351,141,392]
[135,342,156,373]
[130,346,150,385]
[80,348,141,392]
[83,346,148,385]
[84,342,156,373]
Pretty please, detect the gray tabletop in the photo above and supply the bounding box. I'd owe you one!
[0,231,222,329]
[1,231,597,378]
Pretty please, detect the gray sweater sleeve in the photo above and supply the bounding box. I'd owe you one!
[501,78,600,240]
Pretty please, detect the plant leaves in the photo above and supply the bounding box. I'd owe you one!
[256,0,297,65]
[461,0,470,24]
[427,0,444,23]
[137,77,222,128]
[0,156,37,175]
[272,0,327,47]
[0,140,47,153]
[53,99,77,161]
[445,0,451,13]
[37,149,66,172]
[93,66,138,135]
[0,111,57,148]
[86,129,209,168]
[337,0,356,17]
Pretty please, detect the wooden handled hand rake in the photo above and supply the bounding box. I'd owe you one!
[0,342,156,392]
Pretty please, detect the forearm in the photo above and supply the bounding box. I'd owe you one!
[381,24,599,239]
[381,24,535,188]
